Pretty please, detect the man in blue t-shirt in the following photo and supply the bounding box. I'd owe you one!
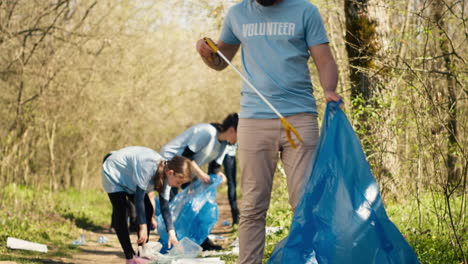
[196,0,341,263]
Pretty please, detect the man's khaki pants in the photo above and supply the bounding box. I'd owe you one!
[237,113,319,264]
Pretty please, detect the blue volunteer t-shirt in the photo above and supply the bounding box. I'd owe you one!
[102,146,161,194]
[220,0,329,119]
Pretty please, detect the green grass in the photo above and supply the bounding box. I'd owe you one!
[0,179,465,264]
[386,194,467,264]
[0,183,111,263]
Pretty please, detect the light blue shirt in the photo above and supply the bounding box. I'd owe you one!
[160,123,228,167]
[102,146,161,194]
[216,143,238,164]
[220,0,329,119]
[225,143,238,157]
[160,124,229,199]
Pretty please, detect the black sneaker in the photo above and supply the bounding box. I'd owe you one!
[201,238,222,251]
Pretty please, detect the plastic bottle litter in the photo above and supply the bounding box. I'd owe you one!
[96,236,108,244]
[71,234,86,245]
[222,220,230,226]
[6,237,48,253]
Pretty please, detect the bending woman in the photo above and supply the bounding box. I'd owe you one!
[102,146,192,264]
[160,113,238,250]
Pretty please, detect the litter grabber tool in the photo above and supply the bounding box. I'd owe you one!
[203,37,303,148]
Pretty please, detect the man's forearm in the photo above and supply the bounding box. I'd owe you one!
[319,60,338,93]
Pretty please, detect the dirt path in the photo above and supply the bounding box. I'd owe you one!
[51,192,237,264]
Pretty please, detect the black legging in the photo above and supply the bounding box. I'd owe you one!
[207,154,239,221]
[104,154,138,232]
[108,192,153,259]
[222,155,239,220]
[111,194,137,231]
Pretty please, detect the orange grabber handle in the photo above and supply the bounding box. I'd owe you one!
[204,37,218,53]
[203,37,218,62]
[280,117,303,148]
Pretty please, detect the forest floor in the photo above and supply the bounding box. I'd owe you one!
[1,192,237,264]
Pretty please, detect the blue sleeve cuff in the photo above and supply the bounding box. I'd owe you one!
[134,186,147,225]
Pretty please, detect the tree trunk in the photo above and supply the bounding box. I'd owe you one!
[431,0,464,261]
[344,0,377,102]
[344,0,380,154]
[432,0,458,185]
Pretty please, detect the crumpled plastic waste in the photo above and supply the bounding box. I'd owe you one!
[265,226,281,235]
[156,174,222,253]
[96,236,108,244]
[71,234,86,246]
[208,235,224,240]
[268,101,420,264]
[139,241,163,258]
[144,237,202,264]
[231,238,239,256]
[166,237,202,259]
[171,257,224,263]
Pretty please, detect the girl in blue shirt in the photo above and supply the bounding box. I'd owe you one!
[102,146,192,264]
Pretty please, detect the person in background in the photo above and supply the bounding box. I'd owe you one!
[209,143,239,225]
[196,0,342,262]
[102,146,192,264]
[160,112,239,251]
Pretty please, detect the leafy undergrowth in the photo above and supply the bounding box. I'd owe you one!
[386,194,467,264]
[0,183,111,263]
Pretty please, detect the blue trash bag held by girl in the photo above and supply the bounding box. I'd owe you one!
[156,174,222,253]
[268,101,419,264]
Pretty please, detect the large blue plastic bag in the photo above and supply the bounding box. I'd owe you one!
[268,101,419,264]
[156,174,222,253]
